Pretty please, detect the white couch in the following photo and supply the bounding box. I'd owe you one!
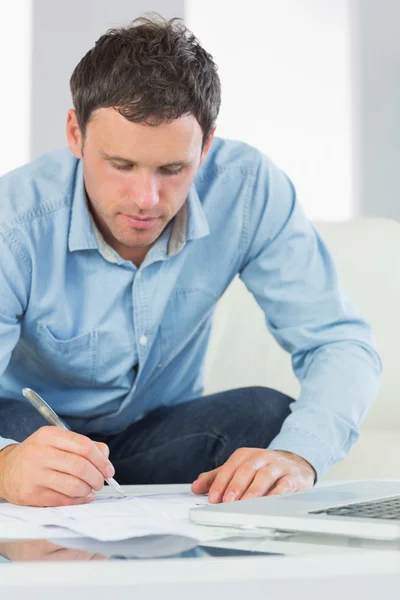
[204,218,400,480]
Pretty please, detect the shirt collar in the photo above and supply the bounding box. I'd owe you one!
[68,159,210,259]
[167,184,210,257]
[68,159,98,253]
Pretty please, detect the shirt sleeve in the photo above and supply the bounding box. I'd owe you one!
[0,227,31,451]
[239,154,382,481]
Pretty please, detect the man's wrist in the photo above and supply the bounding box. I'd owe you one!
[0,444,18,500]
[273,449,317,483]
[0,444,18,460]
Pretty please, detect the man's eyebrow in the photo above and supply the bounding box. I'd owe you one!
[100,152,192,168]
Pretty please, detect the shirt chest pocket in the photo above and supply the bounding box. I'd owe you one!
[34,323,98,388]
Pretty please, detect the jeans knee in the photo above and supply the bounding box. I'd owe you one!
[210,386,294,457]
[252,386,294,419]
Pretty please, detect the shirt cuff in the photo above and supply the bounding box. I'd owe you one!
[268,428,335,482]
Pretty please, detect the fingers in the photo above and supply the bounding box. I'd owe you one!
[208,461,257,504]
[17,428,113,505]
[222,461,284,502]
[44,447,106,492]
[94,442,110,459]
[191,469,219,495]
[24,488,96,508]
[192,450,252,495]
[267,475,297,496]
[241,468,293,499]
[35,427,114,480]
[207,449,270,503]
[201,448,315,504]
[41,466,94,498]
[0,429,113,507]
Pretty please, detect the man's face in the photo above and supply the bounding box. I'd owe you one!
[67,107,214,262]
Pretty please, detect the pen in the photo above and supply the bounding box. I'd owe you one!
[21,387,125,496]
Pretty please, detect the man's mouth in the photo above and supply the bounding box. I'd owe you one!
[121,213,160,230]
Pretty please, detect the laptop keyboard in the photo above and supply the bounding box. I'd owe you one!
[310,496,400,520]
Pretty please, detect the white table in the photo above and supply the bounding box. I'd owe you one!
[1,484,400,600]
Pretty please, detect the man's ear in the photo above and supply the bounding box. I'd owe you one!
[200,126,216,165]
[66,109,84,158]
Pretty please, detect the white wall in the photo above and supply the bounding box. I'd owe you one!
[186,0,354,220]
[30,0,184,159]
[3,1,398,221]
[351,0,400,220]
[0,1,184,175]
[0,1,32,177]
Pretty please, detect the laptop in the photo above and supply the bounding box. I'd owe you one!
[189,480,400,540]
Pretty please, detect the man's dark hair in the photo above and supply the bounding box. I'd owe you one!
[70,14,221,143]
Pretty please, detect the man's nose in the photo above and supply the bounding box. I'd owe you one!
[133,173,159,210]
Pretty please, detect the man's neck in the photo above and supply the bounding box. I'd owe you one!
[114,244,149,267]
[88,203,151,267]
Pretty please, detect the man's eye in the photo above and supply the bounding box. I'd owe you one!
[110,163,184,175]
[160,167,184,176]
[111,163,131,171]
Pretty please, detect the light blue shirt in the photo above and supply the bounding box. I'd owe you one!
[0,138,381,479]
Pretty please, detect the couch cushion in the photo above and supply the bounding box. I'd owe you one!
[204,218,400,433]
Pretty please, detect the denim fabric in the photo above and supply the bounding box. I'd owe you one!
[0,386,293,484]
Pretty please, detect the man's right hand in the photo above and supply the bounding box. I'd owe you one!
[0,426,115,507]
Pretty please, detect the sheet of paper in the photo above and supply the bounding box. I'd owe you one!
[0,492,237,542]
[0,513,84,540]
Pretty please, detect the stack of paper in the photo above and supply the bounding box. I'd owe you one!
[0,492,238,542]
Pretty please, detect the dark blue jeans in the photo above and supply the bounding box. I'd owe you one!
[0,387,294,484]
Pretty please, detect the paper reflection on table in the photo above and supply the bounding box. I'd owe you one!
[0,539,109,562]
[0,535,279,562]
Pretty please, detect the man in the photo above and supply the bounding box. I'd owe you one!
[0,16,381,508]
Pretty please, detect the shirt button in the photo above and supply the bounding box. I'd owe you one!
[136,270,141,279]
[139,335,148,346]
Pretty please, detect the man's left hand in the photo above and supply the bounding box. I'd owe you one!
[191,448,316,503]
